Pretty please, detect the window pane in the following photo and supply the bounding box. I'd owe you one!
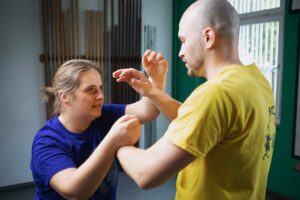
[227,0,280,14]
[227,0,283,123]
[239,21,279,103]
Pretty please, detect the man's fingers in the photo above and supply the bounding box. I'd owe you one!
[143,50,152,66]
[143,53,150,66]
[116,77,130,83]
[148,51,158,62]
[143,49,152,57]
[159,59,168,67]
[112,69,123,78]
[131,79,148,88]
[156,52,163,61]
[113,68,134,78]
[119,68,139,78]
[144,50,166,66]
[113,68,142,80]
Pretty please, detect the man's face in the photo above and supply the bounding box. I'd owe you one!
[178,16,205,77]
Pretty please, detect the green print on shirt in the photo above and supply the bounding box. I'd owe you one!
[263,105,276,160]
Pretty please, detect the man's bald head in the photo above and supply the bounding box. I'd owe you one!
[180,0,240,45]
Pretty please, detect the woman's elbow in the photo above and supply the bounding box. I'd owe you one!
[142,110,160,124]
[61,193,90,200]
[56,187,90,200]
[135,175,158,190]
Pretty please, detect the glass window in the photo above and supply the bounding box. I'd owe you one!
[229,0,280,14]
[228,0,284,124]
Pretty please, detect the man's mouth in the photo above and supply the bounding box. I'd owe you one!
[182,59,187,66]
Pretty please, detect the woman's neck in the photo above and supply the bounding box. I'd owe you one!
[58,113,91,133]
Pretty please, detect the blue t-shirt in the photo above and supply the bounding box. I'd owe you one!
[30,104,126,200]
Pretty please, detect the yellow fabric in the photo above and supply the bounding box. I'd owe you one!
[166,64,276,200]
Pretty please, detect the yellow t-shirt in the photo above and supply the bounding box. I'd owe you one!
[166,64,276,200]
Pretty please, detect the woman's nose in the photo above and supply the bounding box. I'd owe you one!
[96,90,104,100]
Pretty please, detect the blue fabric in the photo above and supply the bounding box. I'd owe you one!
[30,104,126,200]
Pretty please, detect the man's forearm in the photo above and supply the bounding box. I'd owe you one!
[117,136,195,189]
[148,86,181,121]
[117,146,168,189]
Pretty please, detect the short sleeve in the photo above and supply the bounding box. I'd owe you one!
[98,104,126,132]
[166,84,228,158]
[31,133,76,187]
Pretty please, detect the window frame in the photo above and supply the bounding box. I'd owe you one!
[235,1,285,125]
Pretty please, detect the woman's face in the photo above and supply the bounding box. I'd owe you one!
[67,68,104,120]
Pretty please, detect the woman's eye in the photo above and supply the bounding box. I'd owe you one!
[88,88,97,94]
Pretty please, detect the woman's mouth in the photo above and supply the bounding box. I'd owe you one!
[92,104,102,108]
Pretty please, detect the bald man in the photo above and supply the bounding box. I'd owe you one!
[114,0,276,199]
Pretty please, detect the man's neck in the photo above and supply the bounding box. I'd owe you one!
[204,52,242,80]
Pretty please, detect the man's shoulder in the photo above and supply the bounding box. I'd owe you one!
[187,82,225,102]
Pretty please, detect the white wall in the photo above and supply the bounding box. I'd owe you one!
[141,0,173,144]
[0,0,46,186]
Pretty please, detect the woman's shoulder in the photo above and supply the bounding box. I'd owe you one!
[33,116,70,147]
[100,104,126,120]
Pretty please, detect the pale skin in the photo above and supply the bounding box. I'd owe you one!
[49,67,160,199]
[113,50,181,121]
[113,51,195,189]
[114,0,243,189]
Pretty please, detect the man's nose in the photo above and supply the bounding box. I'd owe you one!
[178,47,184,58]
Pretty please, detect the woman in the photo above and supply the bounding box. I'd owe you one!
[30,59,160,200]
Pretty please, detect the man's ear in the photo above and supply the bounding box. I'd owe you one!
[58,90,70,106]
[202,27,216,49]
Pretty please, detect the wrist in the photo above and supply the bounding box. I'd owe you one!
[103,132,122,152]
[148,77,166,91]
[147,86,161,100]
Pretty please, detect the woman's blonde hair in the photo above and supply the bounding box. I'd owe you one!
[43,59,102,116]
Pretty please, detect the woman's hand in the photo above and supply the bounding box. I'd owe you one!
[108,114,141,148]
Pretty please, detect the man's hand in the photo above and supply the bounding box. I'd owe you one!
[142,50,168,90]
[112,68,154,97]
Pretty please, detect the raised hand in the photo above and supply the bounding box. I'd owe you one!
[112,68,153,97]
[142,50,168,90]
[108,114,141,148]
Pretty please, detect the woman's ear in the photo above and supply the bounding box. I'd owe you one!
[58,90,70,106]
[202,27,216,49]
